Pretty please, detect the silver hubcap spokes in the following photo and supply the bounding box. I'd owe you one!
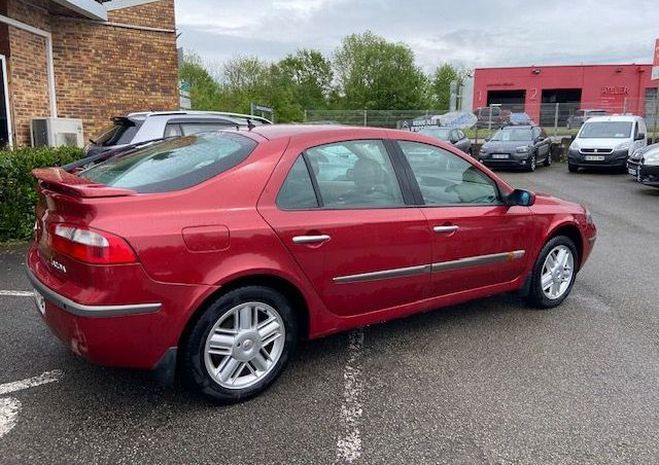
[204,302,285,390]
[541,245,574,300]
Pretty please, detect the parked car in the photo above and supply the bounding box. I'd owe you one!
[473,106,511,128]
[506,112,534,126]
[566,109,608,129]
[627,142,659,188]
[27,125,596,402]
[419,127,472,155]
[84,111,272,158]
[567,115,647,172]
[478,125,552,171]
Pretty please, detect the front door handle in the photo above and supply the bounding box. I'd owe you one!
[433,225,459,234]
[292,234,331,244]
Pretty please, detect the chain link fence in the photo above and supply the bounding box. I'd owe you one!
[305,96,659,143]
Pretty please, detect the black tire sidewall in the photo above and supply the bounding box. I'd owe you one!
[181,286,298,403]
[527,235,578,309]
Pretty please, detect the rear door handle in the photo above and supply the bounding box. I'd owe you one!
[292,234,331,244]
[433,225,459,234]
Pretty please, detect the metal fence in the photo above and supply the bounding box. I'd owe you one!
[305,96,659,141]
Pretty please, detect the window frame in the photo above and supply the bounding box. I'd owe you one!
[275,139,417,211]
[390,140,506,208]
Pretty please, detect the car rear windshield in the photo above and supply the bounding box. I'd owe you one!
[490,128,532,141]
[90,119,142,146]
[81,132,257,193]
[579,122,632,139]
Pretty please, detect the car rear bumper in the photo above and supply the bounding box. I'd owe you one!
[568,148,629,168]
[26,244,212,370]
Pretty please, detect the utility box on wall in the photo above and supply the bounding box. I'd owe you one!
[30,118,84,148]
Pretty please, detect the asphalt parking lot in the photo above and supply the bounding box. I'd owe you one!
[1,165,658,465]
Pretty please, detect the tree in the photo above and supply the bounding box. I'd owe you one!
[179,52,222,110]
[333,31,428,110]
[277,49,333,111]
[429,63,466,111]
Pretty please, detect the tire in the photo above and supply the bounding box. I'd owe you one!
[568,163,578,173]
[527,153,537,172]
[526,235,578,309]
[180,286,298,403]
[543,150,552,167]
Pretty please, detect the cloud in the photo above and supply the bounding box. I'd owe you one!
[175,0,658,71]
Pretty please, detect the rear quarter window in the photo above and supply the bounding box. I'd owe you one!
[81,132,257,193]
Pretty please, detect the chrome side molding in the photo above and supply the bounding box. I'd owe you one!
[334,250,526,284]
[333,264,431,284]
[431,250,525,272]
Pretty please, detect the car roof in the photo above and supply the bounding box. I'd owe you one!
[583,115,643,123]
[125,111,273,124]
[501,124,534,129]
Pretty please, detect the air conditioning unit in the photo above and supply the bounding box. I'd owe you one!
[30,117,84,148]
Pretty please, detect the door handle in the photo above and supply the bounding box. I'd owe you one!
[292,234,331,244]
[433,225,459,234]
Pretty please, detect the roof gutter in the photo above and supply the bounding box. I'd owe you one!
[0,13,57,118]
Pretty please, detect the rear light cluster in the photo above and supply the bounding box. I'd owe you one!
[47,223,137,264]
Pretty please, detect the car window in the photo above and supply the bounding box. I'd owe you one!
[90,119,142,146]
[164,123,182,138]
[304,140,404,208]
[579,122,632,138]
[277,156,319,210]
[180,122,235,136]
[532,127,541,139]
[81,132,257,193]
[398,141,500,206]
[490,128,533,141]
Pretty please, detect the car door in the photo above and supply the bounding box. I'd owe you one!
[258,138,432,317]
[533,127,550,160]
[394,140,535,296]
[455,130,471,154]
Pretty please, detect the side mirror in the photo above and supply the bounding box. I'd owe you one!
[635,133,646,141]
[484,137,490,142]
[505,189,535,207]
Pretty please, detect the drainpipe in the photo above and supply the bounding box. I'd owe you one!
[0,14,58,118]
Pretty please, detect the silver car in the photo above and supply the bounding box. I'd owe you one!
[84,111,272,157]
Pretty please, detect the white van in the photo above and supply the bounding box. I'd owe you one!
[567,115,647,172]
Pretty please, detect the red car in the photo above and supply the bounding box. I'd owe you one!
[26,126,597,402]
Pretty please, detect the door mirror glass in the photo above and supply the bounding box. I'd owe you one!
[506,189,535,207]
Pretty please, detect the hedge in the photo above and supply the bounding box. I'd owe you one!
[0,146,83,242]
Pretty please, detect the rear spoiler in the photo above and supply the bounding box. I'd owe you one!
[32,168,137,198]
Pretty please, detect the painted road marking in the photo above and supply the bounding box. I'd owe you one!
[336,329,365,464]
[0,370,63,438]
[0,290,34,297]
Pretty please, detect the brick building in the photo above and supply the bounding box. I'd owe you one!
[0,0,179,147]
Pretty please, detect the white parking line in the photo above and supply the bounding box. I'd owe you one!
[0,370,63,439]
[0,370,63,396]
[336,329,365,464]
[0,290,33,297]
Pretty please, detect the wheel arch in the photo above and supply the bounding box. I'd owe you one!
[546,223,584,269]
[178,273,311,355]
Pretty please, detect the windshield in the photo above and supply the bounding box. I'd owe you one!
[420,128,451,140]
[579,122,632,139]
[90,119,142,146]
[81,132,257,193]
[490,128,532,142]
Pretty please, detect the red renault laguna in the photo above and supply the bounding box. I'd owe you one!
[27,125,597,402]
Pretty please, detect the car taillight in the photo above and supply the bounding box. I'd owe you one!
[47,223,137,264]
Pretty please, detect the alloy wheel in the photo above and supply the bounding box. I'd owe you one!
[540,245,574,300]
[204,301,286,389]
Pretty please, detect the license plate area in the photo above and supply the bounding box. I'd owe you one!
[585,155,605,161]
[33,288,46,316]
[628,167,637,175]
[492,154,509,159]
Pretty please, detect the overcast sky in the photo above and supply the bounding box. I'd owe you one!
[175,0,658,73]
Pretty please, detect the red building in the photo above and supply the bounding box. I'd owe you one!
[473,64,656,126]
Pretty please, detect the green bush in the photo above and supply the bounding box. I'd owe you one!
[0,146,83,242]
